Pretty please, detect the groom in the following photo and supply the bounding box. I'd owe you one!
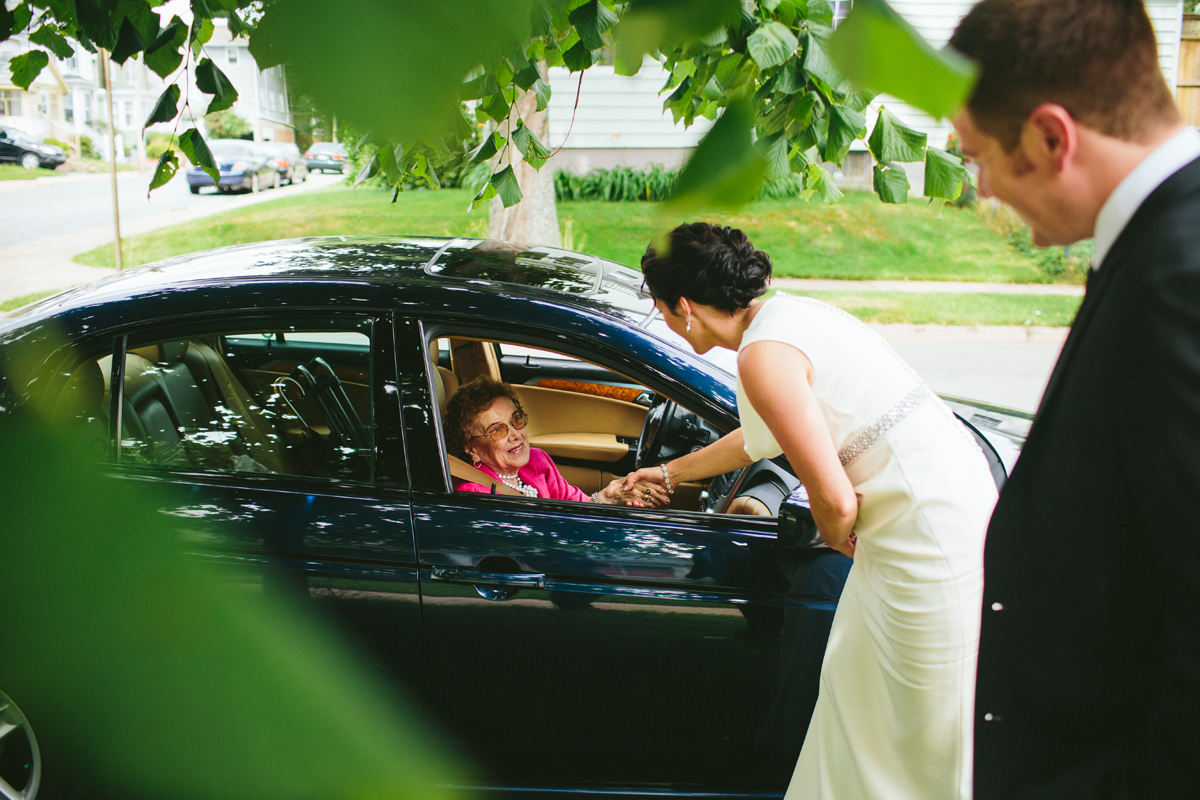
[949,1,1200,797]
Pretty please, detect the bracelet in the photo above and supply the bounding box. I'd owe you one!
[660,463,674,495]
[591,491,603,504]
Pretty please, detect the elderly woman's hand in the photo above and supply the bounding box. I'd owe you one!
[596,476,670,507]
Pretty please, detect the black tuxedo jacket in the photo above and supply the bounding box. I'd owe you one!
[974,157,1200,799]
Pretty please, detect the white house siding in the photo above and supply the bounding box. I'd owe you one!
[547,61,713,172]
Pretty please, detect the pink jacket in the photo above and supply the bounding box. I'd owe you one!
[454,447,591,502]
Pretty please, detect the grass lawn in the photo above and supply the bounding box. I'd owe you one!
[0,164,62,181]
[778,289,1081,327]
[0,291,56,312]
[76,185,1061,285]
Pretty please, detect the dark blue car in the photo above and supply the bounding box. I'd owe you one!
[0,237,1028,800]
[185,138,279,194]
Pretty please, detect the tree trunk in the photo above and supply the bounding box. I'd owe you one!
[489,66,561,247]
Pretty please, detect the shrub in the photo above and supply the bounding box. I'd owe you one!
[205,110,252,140]
[144,132,177,160]
[553,164,807,203]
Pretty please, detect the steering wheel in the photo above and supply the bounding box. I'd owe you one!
[635,394,676,469]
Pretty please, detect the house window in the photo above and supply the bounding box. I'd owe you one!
[832,0,852,27]
[2,89,23,117]
[227,47,239,64]
[122,101,133,128]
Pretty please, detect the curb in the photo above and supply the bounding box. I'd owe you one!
[0,171,129,194]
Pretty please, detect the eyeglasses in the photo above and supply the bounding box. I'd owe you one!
[468,408,529,442]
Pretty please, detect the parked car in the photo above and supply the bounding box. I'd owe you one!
[0,237,1028,800]
[185,139,279,194]
[304,141,347,173]
[262,141,308,185]
[0,127,67,169]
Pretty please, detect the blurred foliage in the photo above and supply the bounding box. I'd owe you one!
[976,200,1093,283]
[0,363,469,797]
[2,0,974,216]
[344,112,484,194]
[204,109,253,140]
[554,163,807,203]
[144,132,178,161]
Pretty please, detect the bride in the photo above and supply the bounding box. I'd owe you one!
[627,223,998,800]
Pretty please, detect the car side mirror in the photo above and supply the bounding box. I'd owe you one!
[777,485,826,549]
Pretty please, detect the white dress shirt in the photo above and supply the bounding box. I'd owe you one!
[1091,126,1200,269]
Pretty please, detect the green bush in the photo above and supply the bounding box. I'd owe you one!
[553,164,807,203]
[145,132,177,160]
[205,110,252,140]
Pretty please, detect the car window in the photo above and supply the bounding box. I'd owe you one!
[57,323,374,483]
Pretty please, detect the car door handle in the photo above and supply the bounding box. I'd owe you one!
[429,566,546,589]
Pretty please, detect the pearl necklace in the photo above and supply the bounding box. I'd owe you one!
[496,471,538,497]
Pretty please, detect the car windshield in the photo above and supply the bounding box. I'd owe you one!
[209,141,256,159]
[309,143,345,154]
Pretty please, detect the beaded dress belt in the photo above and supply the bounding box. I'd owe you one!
[837,385,932,467]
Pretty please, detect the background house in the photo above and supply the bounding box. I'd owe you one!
[0,34,71,144]
[547,0,1190,191]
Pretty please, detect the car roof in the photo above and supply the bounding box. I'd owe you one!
[5,236,657,327]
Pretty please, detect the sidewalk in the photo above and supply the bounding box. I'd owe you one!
[0,171,112,195]
[772,278,1084,296]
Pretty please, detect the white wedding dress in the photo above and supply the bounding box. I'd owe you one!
[738,294,997,800]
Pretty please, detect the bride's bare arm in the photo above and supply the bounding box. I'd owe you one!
[738,340,858,555]
[623,428,754,493]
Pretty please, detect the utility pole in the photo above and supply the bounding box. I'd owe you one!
[99,48,122,271]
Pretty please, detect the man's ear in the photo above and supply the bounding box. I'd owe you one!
[1024,104,1078,173]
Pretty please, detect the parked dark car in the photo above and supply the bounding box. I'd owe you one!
[0,237,1028,800]
[262,141,308,185]
[304,141,347,173]
[0,127,67,169]
[185,139,278,194]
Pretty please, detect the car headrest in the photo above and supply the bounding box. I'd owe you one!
[435,366,458,416]
[160,341,190,363]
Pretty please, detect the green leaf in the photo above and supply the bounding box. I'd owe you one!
[227,8,248,37]
[867,107,926,163]
[568,0,618,51]
[354,153,381,188]
[144,85,180,129]
[7,50,48,90]
[872,160,910,203]
[514,64,540,91]
[747,20,798,71]
[148,148,179,193]
[469,131,505,163]
[0,4,17,42]
[28,26,75,60]
[824,103,864,164]
[839,81,876,113]
[478,91,511,124]
[804,163,843,204]
[195,58,238,114]
[758,133,790,181]
[144,17,187,79]
[562,39,594,72]
[491,164,524,207]
[773,61,805,95]
[827,0,977,120]
[924,146,965,200]
[801,32,840,92]
[377,143,400,185]
[530,0,553,37]
[461,73,499,102]
[789,91,820,128]
[190,16,214,59]
[806,0,834,29]
[512,122,550,170]
[178,128,219,185]
[533,78,552,112]
[661,99,767,220]
[613,0,740,76]
[111,18,144,65]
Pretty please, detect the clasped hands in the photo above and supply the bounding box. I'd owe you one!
[593,470,672,507]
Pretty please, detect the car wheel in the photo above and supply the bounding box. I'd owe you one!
[189,185,200,195]
[0,690,42,800]
[251,173,260,193]
[19,152,39,170]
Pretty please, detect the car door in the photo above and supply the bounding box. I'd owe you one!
[55,313,423,694]
[399,317,852,796]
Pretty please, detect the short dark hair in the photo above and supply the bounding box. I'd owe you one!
[640,223,772,313]
[444,376,523,455]
[950,0,1180,150]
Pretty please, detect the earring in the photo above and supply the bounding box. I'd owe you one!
[686,318,692,333]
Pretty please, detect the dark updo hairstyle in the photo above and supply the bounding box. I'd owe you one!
[444,376,523,456]
[640,223,772,313]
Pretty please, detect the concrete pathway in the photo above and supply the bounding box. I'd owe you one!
[773,277,1084,295]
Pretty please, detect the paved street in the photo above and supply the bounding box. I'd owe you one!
[0,169,344,302]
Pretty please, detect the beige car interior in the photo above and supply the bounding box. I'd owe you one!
[56,335,370,481]
[432,336,736,512]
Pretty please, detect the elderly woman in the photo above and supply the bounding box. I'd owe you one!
[445,376,667,506]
